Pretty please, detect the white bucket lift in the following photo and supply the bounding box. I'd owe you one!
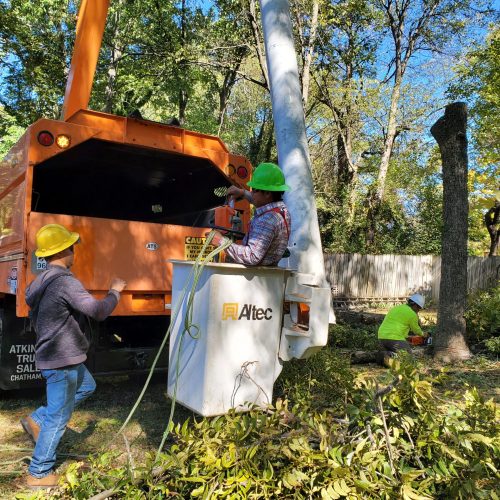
[168,261,330,416]
[279,272,331,361]
[168,0,334,417]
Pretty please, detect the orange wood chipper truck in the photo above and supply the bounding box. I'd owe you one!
[0,0,251,390]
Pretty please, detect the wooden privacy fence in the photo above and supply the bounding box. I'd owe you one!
[324,254,500,307]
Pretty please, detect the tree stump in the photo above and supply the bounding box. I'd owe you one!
[430,102,471,362]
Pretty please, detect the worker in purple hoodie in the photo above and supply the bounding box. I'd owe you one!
[22,223,126,489]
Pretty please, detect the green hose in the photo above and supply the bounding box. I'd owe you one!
[118,231,233,456]
[155,235,233,460]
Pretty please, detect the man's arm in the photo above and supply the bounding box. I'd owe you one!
[62,276,122,321]
[225,216,275,265]
[227,186,253,204]
[409,312,424,336]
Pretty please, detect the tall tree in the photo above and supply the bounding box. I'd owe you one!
[449,25,499,255]
[450,24,499,167]
[247,0,270,90]
[198,0,252,134]
[291,0,320,107]
[0,0,77,124]
[366,0,492,247]
[431,102,471,362]
[308,0,379,204]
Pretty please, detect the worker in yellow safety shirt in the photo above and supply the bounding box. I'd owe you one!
[377,293,428,365]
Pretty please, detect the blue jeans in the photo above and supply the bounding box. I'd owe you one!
[28,363,96,478]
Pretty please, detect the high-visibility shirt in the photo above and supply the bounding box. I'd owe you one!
[378,304,423,341]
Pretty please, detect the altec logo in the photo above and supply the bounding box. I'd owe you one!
[222,303,272,321]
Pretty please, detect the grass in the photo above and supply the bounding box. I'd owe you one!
[0,374,192,498]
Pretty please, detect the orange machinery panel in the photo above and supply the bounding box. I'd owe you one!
[65,109,251,183]
[1,107,252,319]
[19,212,216,317]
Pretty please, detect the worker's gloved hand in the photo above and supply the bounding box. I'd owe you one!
[110,278,127,293]
[421,332,429,339]
[227,185,245,200]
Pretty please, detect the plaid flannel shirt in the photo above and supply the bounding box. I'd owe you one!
[225,201,291,266]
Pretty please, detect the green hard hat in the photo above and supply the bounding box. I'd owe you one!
[247,162,290,192]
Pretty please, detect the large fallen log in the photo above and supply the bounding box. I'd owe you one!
[339,347,431,364]
[349,350,379,364]
[335,311,385,325]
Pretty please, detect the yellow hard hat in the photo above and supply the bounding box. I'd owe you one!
[35,224,80,257]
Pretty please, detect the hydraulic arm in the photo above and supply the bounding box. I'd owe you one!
[62,0,110,120]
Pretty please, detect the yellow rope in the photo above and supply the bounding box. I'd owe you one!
[118,231,232,447]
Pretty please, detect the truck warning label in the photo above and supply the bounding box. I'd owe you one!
[184,236,216,260]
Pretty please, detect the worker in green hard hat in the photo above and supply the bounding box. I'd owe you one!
[211,162,291,266]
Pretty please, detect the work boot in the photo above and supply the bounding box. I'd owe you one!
[26,472,60,489]
[20,416,40,444]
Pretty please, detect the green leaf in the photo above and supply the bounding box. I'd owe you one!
[282,469,309,488]
[463,433,493,446]
[354,479,372,491]
[383,462,394,477]
[332,479,350,497]
[355,439,367,455]
[245,445,258,460]
[440,444,469,465]
[190,484,206,497]
[322,485,340,499]
[437,460,449,476]
[402,484,433,500]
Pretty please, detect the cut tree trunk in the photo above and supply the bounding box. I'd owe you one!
[431,102,471,362]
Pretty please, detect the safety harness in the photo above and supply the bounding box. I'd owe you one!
[249,205,290,238]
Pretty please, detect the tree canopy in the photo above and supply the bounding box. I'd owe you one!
[0,0,497,255]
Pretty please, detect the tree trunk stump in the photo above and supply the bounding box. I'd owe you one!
[430,102,471,362]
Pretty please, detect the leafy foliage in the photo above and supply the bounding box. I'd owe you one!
[0,0,497,255]
[449,24,500,167]
[24,356,499,500]
[484,336,500,355]
[0,0,76,125]
[0,107,24,158]
[465,283,500,349]
[276,349,354,411]
[329,323,379,351]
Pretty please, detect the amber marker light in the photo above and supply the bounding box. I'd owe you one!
[56,134,71,149]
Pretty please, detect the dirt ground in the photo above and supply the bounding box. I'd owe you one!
[0,358,498,499]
